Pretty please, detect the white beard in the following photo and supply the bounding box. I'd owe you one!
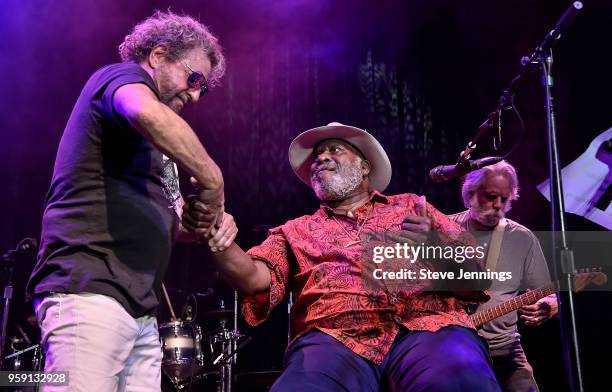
[469,196,509,228]
[311,158,364,201]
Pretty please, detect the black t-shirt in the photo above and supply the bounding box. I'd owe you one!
[27,62,181,318]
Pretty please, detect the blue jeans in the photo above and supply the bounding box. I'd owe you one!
[271,326,500,392]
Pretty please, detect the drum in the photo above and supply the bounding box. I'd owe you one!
[3,344,43,392]
[4,343,42,371]
[159,320,205,384]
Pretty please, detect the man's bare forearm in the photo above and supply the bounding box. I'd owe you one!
[211,243,271,295]
[114,84,223,197]
[137,102,223,193]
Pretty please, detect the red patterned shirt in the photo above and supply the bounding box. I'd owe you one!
[242,192,487,365]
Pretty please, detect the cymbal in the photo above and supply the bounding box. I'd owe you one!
[201,309,235,320]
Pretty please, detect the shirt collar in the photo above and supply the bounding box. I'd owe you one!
[319,191,389,218]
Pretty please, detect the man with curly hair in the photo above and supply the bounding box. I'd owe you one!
[27,11,230,391]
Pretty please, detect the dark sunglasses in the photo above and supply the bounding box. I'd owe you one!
[183,62,209,95]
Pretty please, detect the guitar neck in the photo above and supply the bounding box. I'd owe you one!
[469,282,557,327]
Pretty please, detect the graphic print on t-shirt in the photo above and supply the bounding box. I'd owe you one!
[161,154,181,217]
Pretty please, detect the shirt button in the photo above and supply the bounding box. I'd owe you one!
[390,297,398,305]
[394,316,402,323]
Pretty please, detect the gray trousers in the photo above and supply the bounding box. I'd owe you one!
[491,340,539,392]
[35,293,161,392]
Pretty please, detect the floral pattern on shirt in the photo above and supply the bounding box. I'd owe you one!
[242,192,487,365]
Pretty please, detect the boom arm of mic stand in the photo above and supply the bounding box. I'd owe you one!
[523,2,583,66]
[457,38,544,165]
[463,2,584,167]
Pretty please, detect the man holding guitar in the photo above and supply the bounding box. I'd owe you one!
[450,160,558,392]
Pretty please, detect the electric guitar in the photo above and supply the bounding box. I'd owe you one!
[469,268,607,327]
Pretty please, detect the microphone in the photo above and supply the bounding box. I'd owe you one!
[1,237,38,265]
[549,1,583,41]
[429,156,503,183]
[526,1,583,60]
[17,238,38,253]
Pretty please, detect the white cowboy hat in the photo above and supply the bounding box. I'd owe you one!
[288,122,392,192]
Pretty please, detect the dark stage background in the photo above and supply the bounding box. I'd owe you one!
[1,0,611,390]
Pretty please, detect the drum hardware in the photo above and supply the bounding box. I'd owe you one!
[159,290,247,392]
[3,343,43,372]
[206,292,242,392]
[213,336,252,365]
[165,369,219,391]
[0,238,37,369]
[2,343,43,392]
[165,330,251,391]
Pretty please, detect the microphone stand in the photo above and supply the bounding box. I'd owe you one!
[456,43,540,165]
[0,238,38,371]
[448,3,584,390]
[518,3,584,391]
[540,6,584,392]
[455,1,586,164]
[0,248,18,370]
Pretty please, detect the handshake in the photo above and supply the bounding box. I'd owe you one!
[181,177,237,252]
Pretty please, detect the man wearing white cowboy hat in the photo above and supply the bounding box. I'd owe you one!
[185,122,501,391]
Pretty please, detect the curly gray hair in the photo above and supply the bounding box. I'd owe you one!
[461,159,520,209]
[118,10,226,87]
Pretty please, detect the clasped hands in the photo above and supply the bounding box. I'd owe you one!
[181,177,237,252]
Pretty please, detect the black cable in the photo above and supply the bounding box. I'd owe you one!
[499,93,526,160]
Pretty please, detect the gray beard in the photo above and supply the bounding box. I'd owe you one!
[469,197,510,227]
[311,158,364,201]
